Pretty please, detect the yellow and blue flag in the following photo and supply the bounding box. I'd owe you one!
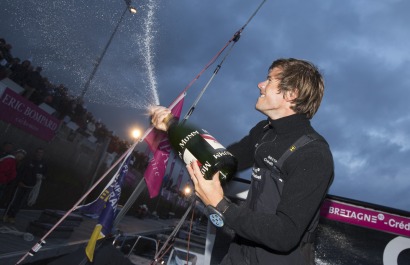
[82,156,130,262]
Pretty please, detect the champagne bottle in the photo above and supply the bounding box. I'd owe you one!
[164,114,237,183]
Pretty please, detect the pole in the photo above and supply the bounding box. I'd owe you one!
[80,6,128,99]
[113,177,147,227]
[81,135,111,204]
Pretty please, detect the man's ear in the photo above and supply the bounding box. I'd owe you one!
[285,89,298,101]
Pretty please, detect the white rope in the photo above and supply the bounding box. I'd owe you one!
[27,174,43,206]
[0,225,34,241]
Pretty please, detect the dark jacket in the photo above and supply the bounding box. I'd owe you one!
[19,158,47,187]
[221,114,334,265]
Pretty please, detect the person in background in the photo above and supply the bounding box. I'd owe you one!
[151,58,334,264]
[0,50,10,80]
[0,142,14,159]
[0,145,16,201]
[0,149,27,207]
[13,149,27,169]
[3,148,47,224]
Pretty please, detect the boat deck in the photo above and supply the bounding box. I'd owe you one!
[0,209,176,265]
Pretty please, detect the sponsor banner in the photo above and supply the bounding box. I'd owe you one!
[321,198,410,237]
[0,88,61,141]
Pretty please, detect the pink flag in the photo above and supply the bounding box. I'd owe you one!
[143,94,185,198]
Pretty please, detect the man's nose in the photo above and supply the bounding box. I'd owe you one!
[258,80,266,89]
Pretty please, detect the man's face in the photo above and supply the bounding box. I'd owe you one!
[2,144,13,154]
[15,153,25,161]
[36,150,44,160]
[255,67,296,120]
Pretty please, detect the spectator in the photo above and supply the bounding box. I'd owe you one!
[3,148,47,224]
[25,66,47,103]
[0,142,14,159]
[0,39,13,64]
[1,44,13,64]
[0,51,9,80]
[0,149,27,204]
[13,149,27,170]
[0,149,16,200]
[9,59,31,87]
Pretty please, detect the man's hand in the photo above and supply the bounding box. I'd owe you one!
[149,106,172,132]
[186,161,224,207]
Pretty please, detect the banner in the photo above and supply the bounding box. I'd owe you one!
[143,94,185,198]
[316,197,410,264]
[320,198,410,238]
[0,88,61,141]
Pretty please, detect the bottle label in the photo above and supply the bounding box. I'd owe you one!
[178,130,200,149]
[182,148,198,165]
[181,132,231,177]
[182,149,213,176]
[201,133,225,150]
[179,132,224,164]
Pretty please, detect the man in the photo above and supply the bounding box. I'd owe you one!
[151,58,334,264]
[0,149,26,201]
[3,148,47,223]
[0,142,14,159]
[0,144,17,200]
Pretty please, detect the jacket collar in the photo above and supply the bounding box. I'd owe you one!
[265,114,310,134]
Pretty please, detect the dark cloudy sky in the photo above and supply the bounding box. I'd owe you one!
[1,0,410,211]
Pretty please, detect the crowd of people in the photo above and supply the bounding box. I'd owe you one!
[0,142,47,224]
[1,37,130,149]
[1,37,136,223]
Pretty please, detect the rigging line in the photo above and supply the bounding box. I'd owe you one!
[182,39,238,122]
[180,0,267,96]
[185,205,196,264]
[239,0,268,34]
[153,198,196,262]
[181,39,231,94]
[181,0,267,121]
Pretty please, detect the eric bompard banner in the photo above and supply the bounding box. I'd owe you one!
[0,88,61,141]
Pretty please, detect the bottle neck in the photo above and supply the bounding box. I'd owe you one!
[163,113,179,131]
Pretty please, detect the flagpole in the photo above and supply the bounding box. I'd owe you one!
[113,176,147,227]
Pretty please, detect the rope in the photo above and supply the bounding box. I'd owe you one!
[0,225,34,241]
[181,0,268,122]
[185,204,196,264]
[152,198,196,263]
